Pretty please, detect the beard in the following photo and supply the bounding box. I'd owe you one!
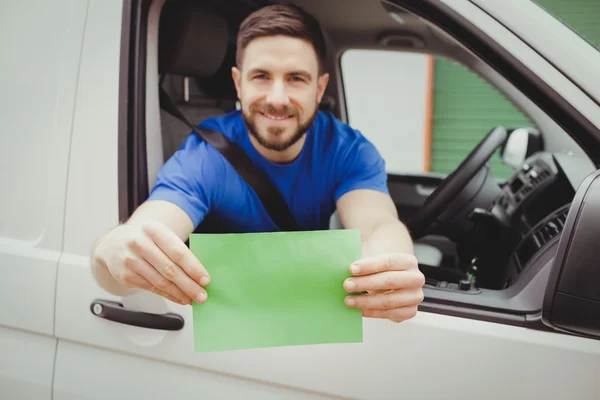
[242,101,318,152]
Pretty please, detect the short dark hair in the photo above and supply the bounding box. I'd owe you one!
[236,4,327,74]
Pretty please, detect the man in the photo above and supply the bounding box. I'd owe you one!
[92,4,424,324]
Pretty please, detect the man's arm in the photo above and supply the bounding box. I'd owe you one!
[336,189,414,257]
[127,199,196,240]
[91,200,210,305]
[91,200,192,293]
[91,135,218,304]
[336,189,425,323]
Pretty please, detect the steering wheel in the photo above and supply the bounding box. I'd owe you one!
[408,126,508,240]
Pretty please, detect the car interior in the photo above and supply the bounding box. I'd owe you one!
[136,0,596,326]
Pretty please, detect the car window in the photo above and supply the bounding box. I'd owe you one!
[340,49,534,179]
[533,0,600,51]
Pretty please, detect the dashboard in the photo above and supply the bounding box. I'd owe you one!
[420,150,596,323]
[490,152,595,288]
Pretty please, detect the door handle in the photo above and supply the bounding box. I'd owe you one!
[90,299,184,331]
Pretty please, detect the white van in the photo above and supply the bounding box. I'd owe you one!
[2,0,600,399]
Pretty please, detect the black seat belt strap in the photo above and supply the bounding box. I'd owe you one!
[159,87,301,232]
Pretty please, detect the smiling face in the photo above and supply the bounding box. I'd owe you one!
[232,35,329,158]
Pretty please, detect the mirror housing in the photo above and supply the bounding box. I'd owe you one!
[542,169,600,339]
[500,127,544,169]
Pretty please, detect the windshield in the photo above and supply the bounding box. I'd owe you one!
[533,0,600,52]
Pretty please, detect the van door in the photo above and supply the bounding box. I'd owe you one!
[0,0,87,398]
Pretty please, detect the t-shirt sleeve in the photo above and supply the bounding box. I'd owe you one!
[146,134,220,228]
[334,134,390,202]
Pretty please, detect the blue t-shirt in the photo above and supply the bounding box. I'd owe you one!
[147,110,389,233]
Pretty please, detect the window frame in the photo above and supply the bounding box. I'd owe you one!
[117,0,600,329]
[387,0,600,166]
[118,0,151,221]
[473,0,600,106]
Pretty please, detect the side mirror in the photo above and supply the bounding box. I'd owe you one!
[542,169,600,339]
[499,127,544,169]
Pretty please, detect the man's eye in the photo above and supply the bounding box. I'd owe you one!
[254,75,267,80]
[290,76,305,82]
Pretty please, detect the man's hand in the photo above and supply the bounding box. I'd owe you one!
[343,253,425,323]
[92,220,210,305]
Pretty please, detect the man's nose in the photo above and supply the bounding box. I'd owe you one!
[265,80,289,106]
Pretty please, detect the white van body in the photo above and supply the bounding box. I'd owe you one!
[2,0,600,399]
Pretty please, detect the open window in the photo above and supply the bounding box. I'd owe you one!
[120,0,599,330]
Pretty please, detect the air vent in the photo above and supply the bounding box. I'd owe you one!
[533,212,567,248]
[532,206,568,248]
[515,205,570,271]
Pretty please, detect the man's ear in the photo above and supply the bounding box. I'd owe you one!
[232,66,242,100]
[317,73,330,103]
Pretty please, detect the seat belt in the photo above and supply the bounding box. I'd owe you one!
[159,87,301,232]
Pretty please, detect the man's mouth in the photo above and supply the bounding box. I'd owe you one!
[260,112,293,121]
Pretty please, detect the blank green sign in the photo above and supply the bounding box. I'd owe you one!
[189,229,364,352]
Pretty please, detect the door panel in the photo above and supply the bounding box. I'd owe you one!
[55,264,600,400]
[0,0,85,334]
[0,248,60,335]
[0,327,56,400]
[0,0,87,398]
[53,340,333,400]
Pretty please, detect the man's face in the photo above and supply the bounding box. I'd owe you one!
[232,35,329,152]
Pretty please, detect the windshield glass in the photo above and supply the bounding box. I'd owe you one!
[534,0,600,51]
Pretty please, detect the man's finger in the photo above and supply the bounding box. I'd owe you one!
[135,241,207,304]
[149,286,189,305]
[344,270,424,293]
[362,306,419,323]
[142,220,210,285]
[124,253,193,305]
[349,253,418,276]
[122,272,153,290]
[345,289,423,310]
[123,273,189,305]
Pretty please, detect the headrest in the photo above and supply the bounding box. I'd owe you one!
[159,1,229,77]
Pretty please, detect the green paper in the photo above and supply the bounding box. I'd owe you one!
[189,229,363,352]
